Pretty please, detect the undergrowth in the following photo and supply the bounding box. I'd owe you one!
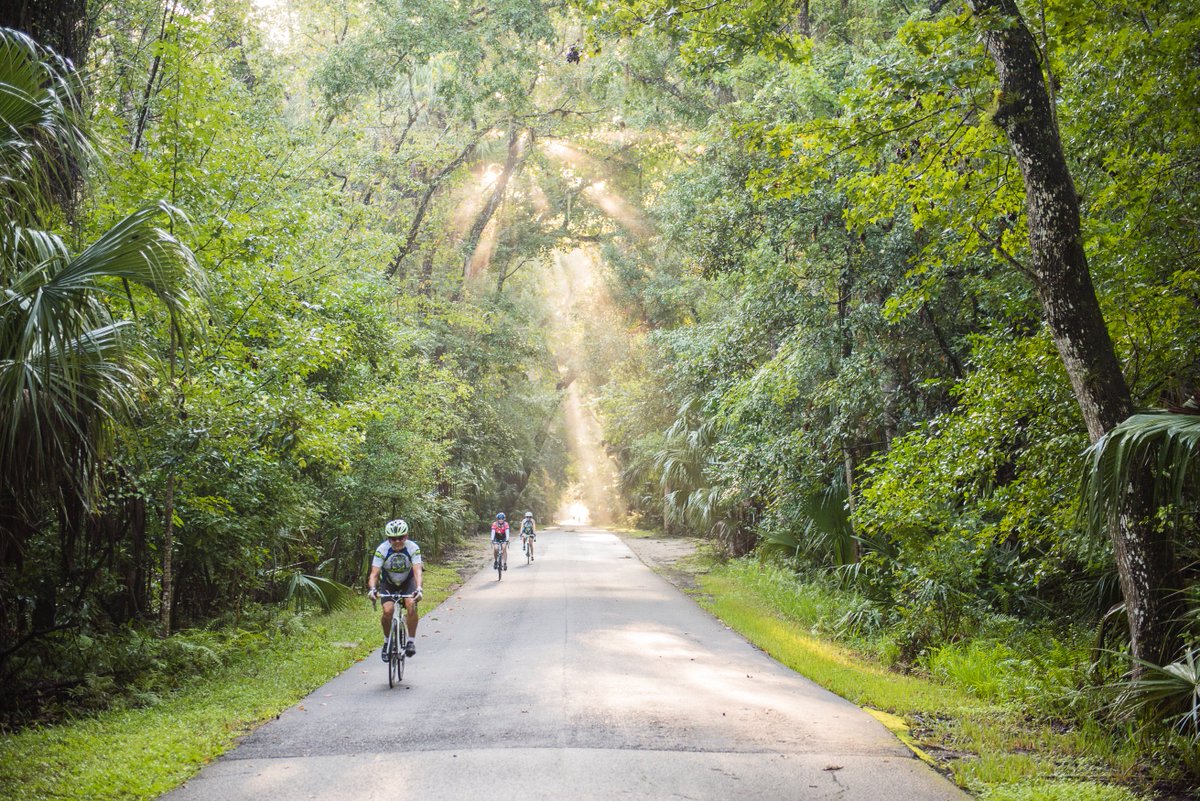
[696,558,1198,801]
[0,561,463,801]
[2,608,317,728]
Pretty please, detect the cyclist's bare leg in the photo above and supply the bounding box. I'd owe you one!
[403,595,419,638]
[380,599,396,638]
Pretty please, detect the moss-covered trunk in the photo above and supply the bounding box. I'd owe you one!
[967,0,1180,669]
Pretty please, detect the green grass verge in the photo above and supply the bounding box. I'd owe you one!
[607,525,661,539]
[0,563,463,801]
[695,565,1153,801]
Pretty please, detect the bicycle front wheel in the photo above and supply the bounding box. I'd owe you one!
[388,619,403,688]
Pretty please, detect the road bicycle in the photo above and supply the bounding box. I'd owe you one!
[523,532,535,564]
[492,539,507,580]
[373,591,418,687]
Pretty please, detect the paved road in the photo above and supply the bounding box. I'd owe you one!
[163,527,969,800]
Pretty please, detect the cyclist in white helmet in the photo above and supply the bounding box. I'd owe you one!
[367,519,423,659]
[520,511,536,560]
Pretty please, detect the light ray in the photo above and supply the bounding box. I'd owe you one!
[547,248,625,526]
[466,218,499,279]
[584,183,651,238]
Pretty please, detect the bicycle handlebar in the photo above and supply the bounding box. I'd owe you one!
[371,590,420,610]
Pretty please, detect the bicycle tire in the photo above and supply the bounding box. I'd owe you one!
[396,630,407,683]
[388,617,402,688]
[527,541,532,564]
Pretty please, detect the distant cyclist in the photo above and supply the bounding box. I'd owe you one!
[367,519,423,659]
[491,512,511,571]
[520,511,536,561]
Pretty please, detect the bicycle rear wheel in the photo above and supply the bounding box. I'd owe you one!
[496,548,503,580]
[527,540,532,564]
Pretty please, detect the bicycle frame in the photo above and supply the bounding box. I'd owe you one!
[374,591,418,687]
[492,539,507,580]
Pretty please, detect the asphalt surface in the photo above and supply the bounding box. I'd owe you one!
[162,527,969,800]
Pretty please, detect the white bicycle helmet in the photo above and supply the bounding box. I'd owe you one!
[384,519,409,538]
[524,511,533,518]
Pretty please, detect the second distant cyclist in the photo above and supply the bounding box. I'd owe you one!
[491,512,510,571]
[520,511,536,561]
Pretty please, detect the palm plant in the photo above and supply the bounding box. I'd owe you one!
[760,480,856,567]
[0,28,90,232]
[1081,393,1200,727]
[655,398,716,530]
[652,398,755,554]
[0,29,202,555]
[1119,646,1200,741]
[1079,394,1200,540]
[274,568,357,613]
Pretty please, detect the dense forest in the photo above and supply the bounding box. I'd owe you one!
[1,0,1198,793]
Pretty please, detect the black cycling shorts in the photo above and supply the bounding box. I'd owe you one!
[381,573,418,597]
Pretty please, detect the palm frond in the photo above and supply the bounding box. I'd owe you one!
[0,28,91,231]
[0,225,69,275]
[1117,646,1200,740]
[1080,411,1200,538]
[761,480,856,566]
[281,571,357,613]
[57,202,202,312]
[0,320,140,495]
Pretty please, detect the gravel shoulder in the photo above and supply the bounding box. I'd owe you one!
[615,532,706,592]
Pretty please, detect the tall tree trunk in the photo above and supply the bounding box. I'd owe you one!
[921,304,964,380]
[836,244,860,560]
[1,0,91,67]
[967,0,1180,669]
[160,467,175,637]
[417,246,437,298]
[126,494,147,620]
[160,330,182,637]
